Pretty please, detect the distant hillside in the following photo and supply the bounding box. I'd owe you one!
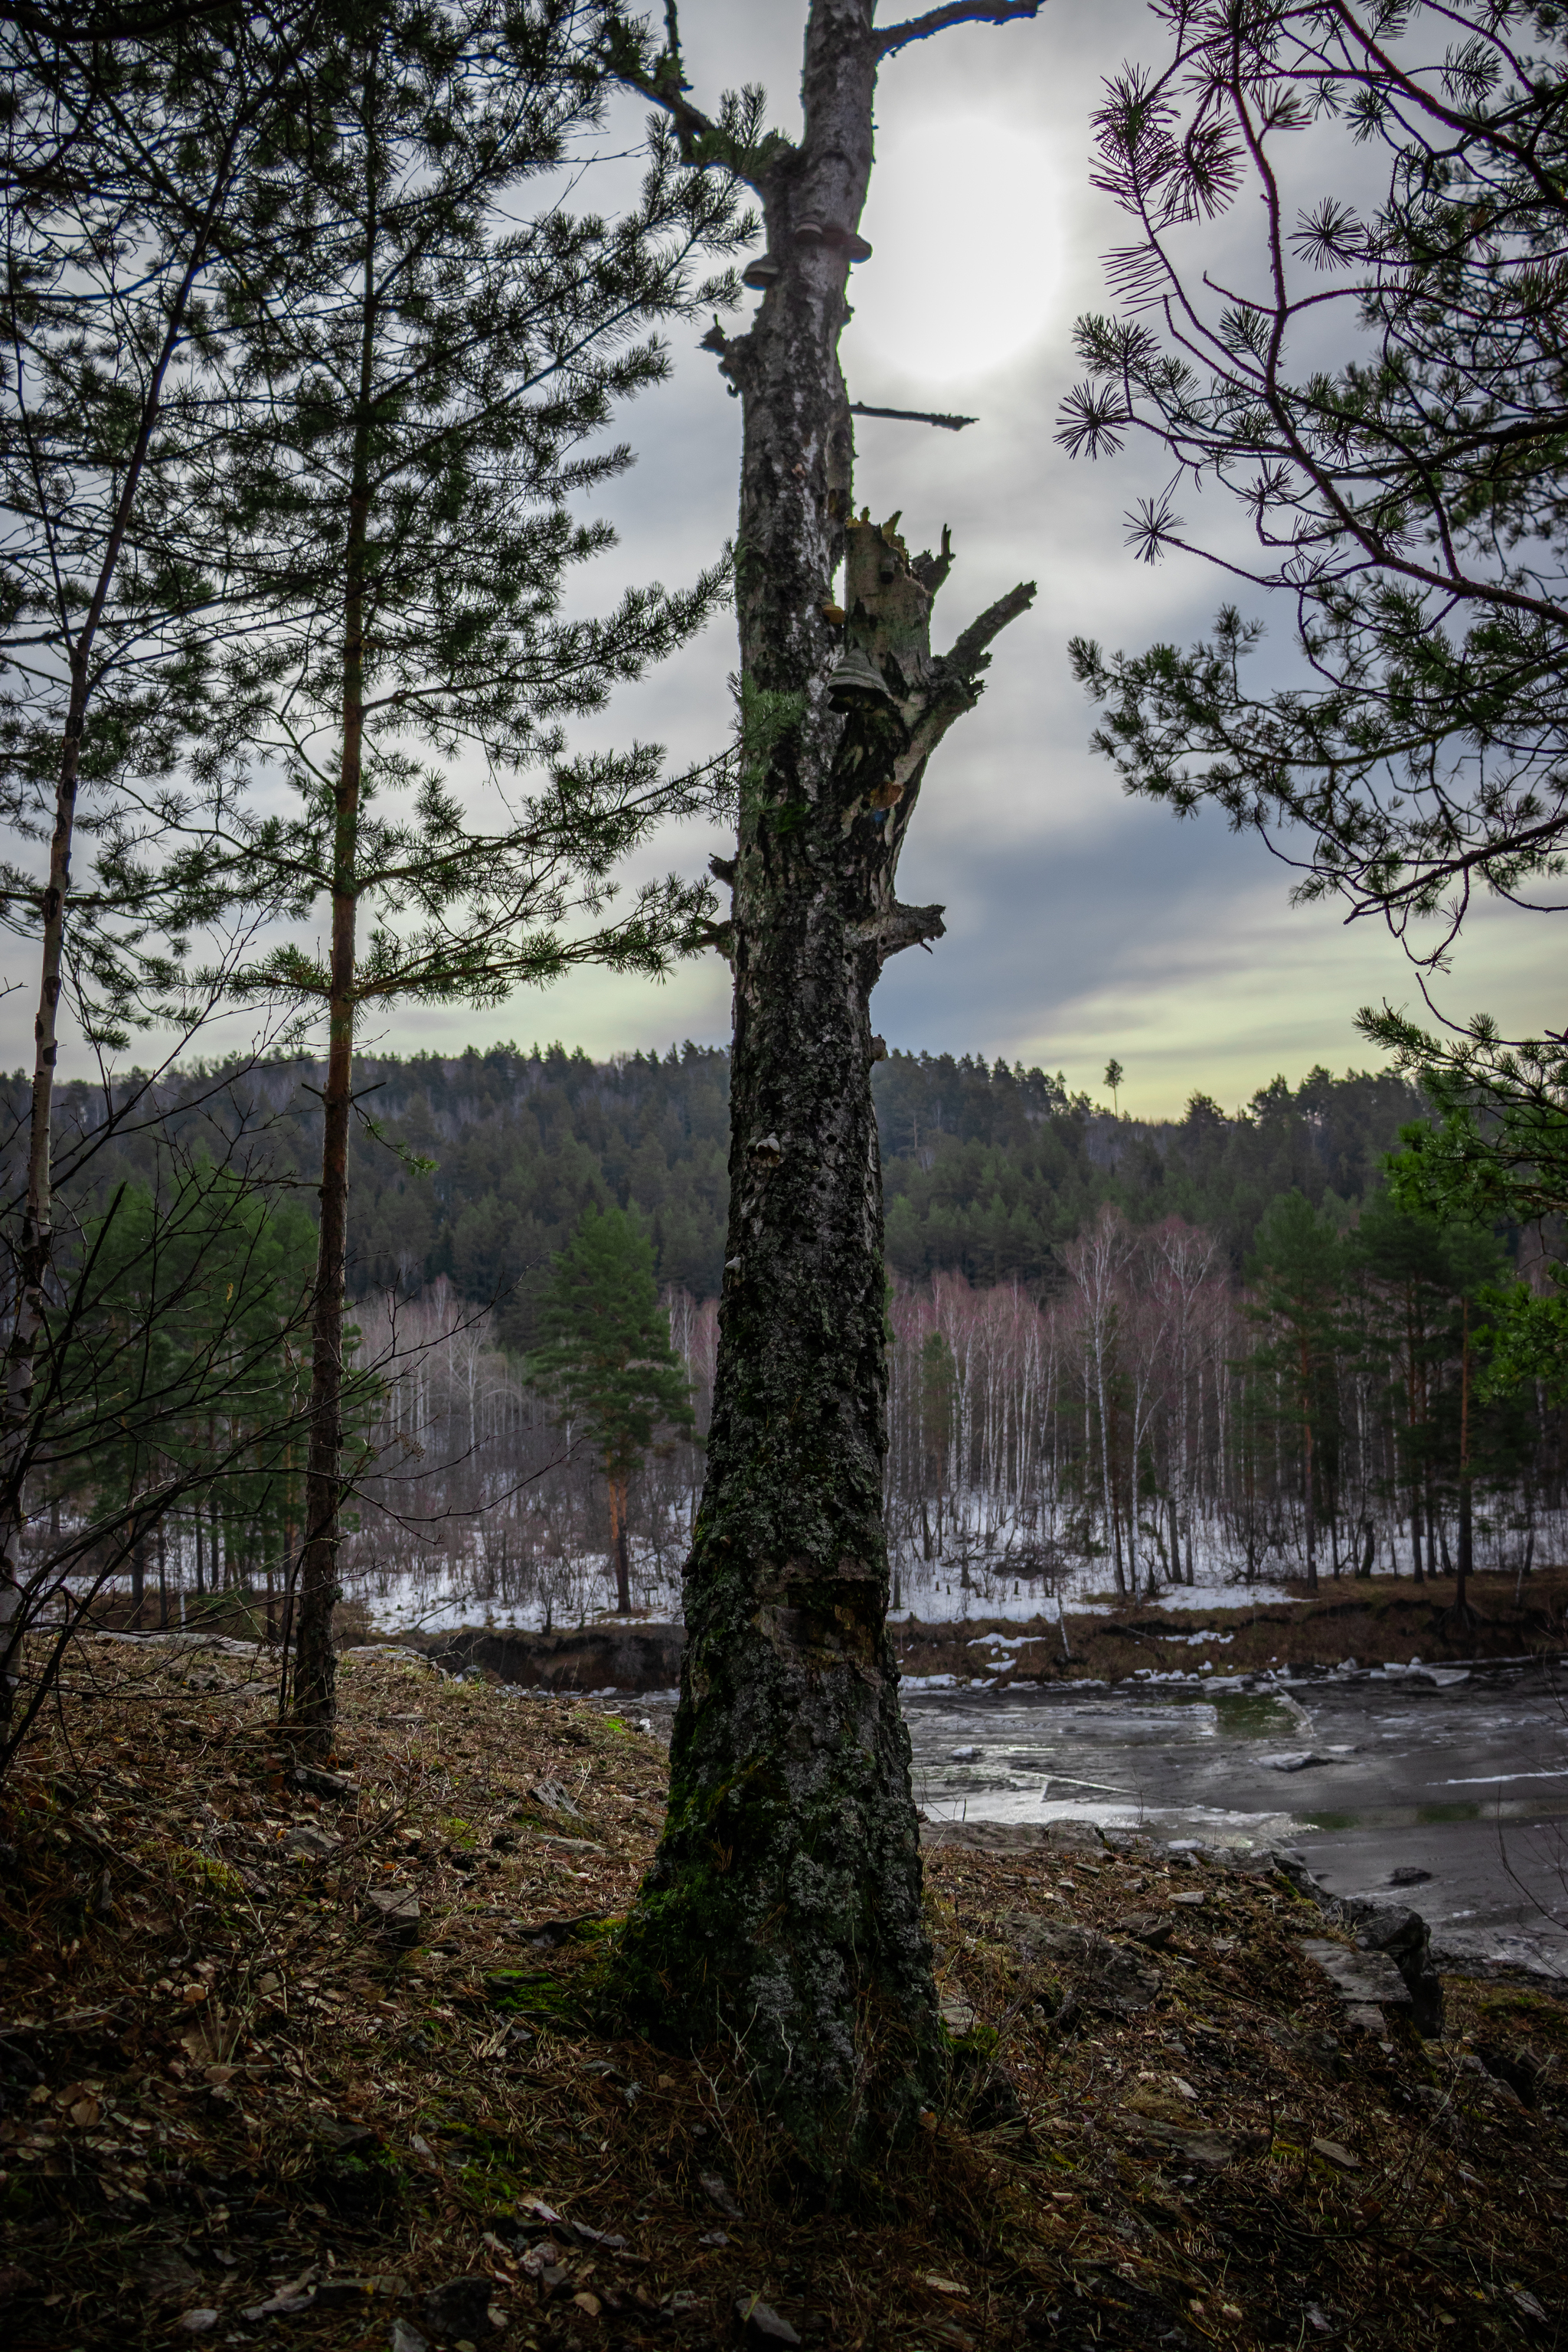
[8,1044,1429,1344]
[875,1054,1428,1284]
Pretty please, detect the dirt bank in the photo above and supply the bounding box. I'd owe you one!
[894,1569,1568,1690]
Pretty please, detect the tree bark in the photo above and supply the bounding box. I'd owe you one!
[611,0,1034,2163]
[610,1472,632,1613]
[289,191,374,1757]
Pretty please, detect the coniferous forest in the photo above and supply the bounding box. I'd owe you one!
[14,1041,1433,1318]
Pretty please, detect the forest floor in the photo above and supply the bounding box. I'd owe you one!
[2,1638,1565,2351]
[893,1570,1568,1690]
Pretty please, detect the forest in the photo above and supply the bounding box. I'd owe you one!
[9,1040,1432,1316]
[21,1041,1550,1635]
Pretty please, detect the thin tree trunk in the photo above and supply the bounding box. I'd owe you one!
[1300,1333,1318,1592]
[290,172,376,1756]
[1456,1296,1473,1621]
[611,0,1033,2161]
[0,140,244,1728]
[611,1472,632,1614]
[1097,1356,1122,1598]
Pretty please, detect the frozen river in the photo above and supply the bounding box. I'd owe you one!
[901,1661,1568,1980]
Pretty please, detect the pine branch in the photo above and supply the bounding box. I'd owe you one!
[600,11,791,187]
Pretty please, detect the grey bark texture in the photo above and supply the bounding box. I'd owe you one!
[608,0,1037,2165]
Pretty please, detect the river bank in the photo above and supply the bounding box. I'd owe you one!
[5,1639,1565,2350]
[349,1570,1567,1697]
[896,1570,1568,1690]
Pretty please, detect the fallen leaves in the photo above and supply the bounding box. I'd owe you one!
[1,1638,1563,2352]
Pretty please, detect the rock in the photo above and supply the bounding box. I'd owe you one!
[175,2312,220,2335]
[1270,1852,1326,1903]
[1114,2116,1263,2170]
[1297,1936,1413,2024]
[1114,1911,1173,1950]
[1006,1914,1161,2016]
[241,2268,319,2319]
[1170,1890,1206,1909]
[939,1994,977,2035]
[1040,1818,1107,1851]
[1311,2138,1361,2170]
[700,2169,744,2220]
[391,2323,430,2352]
[1327,1900,1443,2032]
[528,1778,584,1820]
[1262,1752,1328,1772]
[1387,1866,1432,1886]
[1475,2040,1547,2108]
[735,2292,802,2346]
[137,2249,203,2305]
[949,1746,982,1762]
[366,1889,420,1948]
[422,2277,492,2341]
[922,1818,1104,1855]
[283,1823,341,1860]
[426,1620,685,1693]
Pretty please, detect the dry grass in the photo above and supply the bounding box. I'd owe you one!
[1,1635,1563,2350]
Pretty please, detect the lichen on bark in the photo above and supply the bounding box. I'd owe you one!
[606,0,1038,2167]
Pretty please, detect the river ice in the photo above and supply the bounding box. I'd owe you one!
[901,1665,1568,1982]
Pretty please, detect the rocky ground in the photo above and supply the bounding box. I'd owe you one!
[1,1634,1563,2350]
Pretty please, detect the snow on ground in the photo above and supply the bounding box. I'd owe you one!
[343,1548,1305,1641]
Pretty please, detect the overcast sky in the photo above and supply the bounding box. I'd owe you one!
[18,0,1551,1119]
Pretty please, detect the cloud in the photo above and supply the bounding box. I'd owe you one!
[8,0,1553,1122]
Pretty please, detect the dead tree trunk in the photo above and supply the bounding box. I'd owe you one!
[608,0,1038,2164]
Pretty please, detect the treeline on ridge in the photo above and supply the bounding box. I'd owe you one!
[10,1045,1434,1344]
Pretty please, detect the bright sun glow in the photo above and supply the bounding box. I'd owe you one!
[846,115,1061,387]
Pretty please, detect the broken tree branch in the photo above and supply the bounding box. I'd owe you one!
[849,400,977,431]
[876,2,1046,60]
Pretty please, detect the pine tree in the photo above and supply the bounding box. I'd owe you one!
[0,2,325,1728]
[1245,1193,1348,1592]
[172,0,747,1753]
[528,1207,694,1615]
[1351,1196,1504,1614]
[0,1158,319,1766]
[1059,0,1568,1283]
